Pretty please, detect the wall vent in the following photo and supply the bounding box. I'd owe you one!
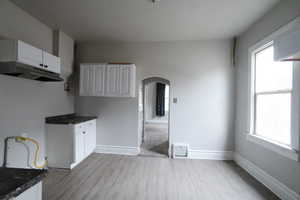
[172,143,189,158]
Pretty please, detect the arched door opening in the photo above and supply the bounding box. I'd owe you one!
[139,77,170,158]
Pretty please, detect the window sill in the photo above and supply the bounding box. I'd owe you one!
[246,134,299,161]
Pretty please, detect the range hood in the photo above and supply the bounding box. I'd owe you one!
[0,62,63,82]
[274,17,300,61]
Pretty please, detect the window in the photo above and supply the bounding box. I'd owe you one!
[249,41,298,161]
[253,44,293,145]
[165,85,169,112]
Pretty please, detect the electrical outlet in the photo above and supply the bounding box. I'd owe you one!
[173,98,178,104]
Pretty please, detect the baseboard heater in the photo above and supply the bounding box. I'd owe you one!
[172,143,189,158]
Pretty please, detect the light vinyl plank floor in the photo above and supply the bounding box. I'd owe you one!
[43,153,280,200]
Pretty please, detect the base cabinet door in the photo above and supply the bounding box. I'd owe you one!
[85,120,96,156]
[73,120,96,166]
[74,128,85,163]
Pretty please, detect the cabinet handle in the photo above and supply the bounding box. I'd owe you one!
[39,64,43,67]
[44,65,48,68]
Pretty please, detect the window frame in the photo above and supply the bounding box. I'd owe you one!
[248,40,299,161]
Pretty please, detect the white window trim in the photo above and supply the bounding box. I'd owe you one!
[247,33,299,161]
[247,134,298,161]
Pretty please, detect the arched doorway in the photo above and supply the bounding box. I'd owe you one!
[139,77,170,157]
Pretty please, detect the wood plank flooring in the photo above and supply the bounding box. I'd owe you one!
[43,153,280,200]
[140,123,169,158]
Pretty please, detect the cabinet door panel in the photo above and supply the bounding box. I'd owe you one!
[43,52,61,73]
[94,65,106,96]
[105,65,120,96]
[119,65,132,96]
[80,65,95,96]
[85,120,96,156]
[18,41,43,69]
[75,129,85,163]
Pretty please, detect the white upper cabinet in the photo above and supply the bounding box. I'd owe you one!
[80,63,136,97]
[43,51,61,74]
[18,40,44,70]
[0,40,61,74]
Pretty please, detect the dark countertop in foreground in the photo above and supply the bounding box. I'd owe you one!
[0,167,47,200]
[46,113,97,124]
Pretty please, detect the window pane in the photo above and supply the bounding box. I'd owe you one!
[255,46,293,92]
[165,85,169,112]
[255,93,291,145]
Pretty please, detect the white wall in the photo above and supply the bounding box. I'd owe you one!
[0,0,74,167]
[235,0,300,193]
[145,82,157,121]
[76,40,235,151]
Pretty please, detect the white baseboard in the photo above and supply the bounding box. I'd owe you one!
[234,153,300,200]
[145,120,168,124]
[94,145,140,156]
[188,150,234,160]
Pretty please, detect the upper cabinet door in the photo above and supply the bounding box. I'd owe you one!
[94,64,106,96]
[80,64,95,96]
[119,65,136,97]
[43,52,61,74]
[105,65,120,97]
[17,41,44,70]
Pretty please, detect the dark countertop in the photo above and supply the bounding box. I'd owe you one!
[46,113,97,124]
[0,167,47,200]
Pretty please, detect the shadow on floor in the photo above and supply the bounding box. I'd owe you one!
[149,141,169,155]
[140,123,169,158]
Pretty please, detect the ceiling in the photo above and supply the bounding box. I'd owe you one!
[11,0,280,42]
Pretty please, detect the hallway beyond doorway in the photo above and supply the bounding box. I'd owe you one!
[140,122,168,157]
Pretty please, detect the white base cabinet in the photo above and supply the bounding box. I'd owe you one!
[13,182,42,200]
[80,63,136,97]
[46,120,96,169]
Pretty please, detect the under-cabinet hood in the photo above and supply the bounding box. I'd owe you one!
[0,62,63,82]
[274,17,300,61]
